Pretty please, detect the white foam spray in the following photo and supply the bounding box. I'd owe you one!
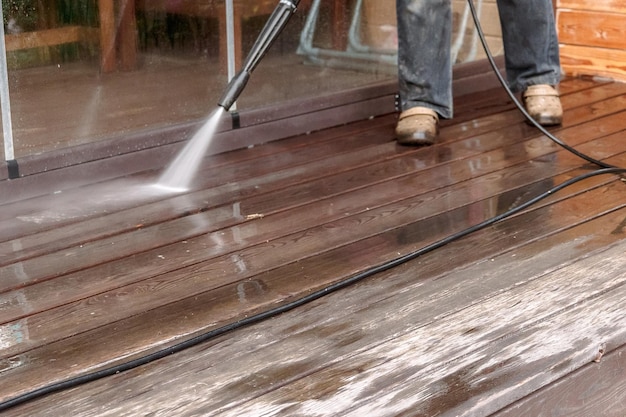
[157,107,225,191]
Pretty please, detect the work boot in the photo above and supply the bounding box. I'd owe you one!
[522,84,563,126]
[395,106,439,146]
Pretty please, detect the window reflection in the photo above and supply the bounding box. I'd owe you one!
[1,0,499,160]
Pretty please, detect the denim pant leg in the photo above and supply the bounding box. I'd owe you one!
[396,0,453,119]
[497,0,562,92]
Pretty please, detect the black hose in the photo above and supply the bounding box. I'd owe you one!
[1,1,625,411]
[2,167,624,412]
[218,0,300,110]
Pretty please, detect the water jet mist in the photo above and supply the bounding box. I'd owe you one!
[157,107,225,191]
[155,0,300,193]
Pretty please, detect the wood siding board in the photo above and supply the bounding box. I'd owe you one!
[557,0,626,14]
[557,0,626,81]
[560,44,626,82]
[558,10,626,50]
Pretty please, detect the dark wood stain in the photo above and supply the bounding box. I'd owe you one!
[1,76,625,416]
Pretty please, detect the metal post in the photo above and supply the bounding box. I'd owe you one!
[0,3,15,161]
[225,0,237,110]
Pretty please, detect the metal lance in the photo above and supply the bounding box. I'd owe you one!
[217,0,301,111]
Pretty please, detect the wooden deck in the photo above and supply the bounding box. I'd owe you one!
[1,76,625,415]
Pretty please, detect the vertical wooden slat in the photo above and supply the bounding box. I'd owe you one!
[118,0,138,71]
[98,0,117,73]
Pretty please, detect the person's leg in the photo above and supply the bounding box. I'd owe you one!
[496,0,561,92]
[496,0,562,125]
[396,0,453,118]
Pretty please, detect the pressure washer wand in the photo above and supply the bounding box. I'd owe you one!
[218,0,301,111]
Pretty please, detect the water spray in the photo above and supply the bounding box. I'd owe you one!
[156,0,300,191]
[218,0,301,111]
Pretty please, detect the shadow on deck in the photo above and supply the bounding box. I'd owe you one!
[1,75,625,416]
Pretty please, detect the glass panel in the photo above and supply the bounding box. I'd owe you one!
[1,0,501,160]
[233,0,397,110]
[4,0,229,158]
[451,0,503,63]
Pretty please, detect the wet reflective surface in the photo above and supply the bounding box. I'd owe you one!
[1,77,626,415]
[5,2,396,160]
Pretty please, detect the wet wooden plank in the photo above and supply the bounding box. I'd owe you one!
[2,98,625,297]
[6,215,626,416]
[0,77,616,251]
[2,112,624,346]
[1,165,624,402]
[0,77,618,242]
[5,84,620,352]
[0,123,398,261]
[217,244,626,417]
[493,343,626,417]
[1,77,625,414]
[0,115,395,241]
[2,80,624,277]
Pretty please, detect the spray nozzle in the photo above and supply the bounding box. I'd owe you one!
[217,70,251,111]
[216,0,300,111]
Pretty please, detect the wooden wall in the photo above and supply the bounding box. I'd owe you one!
[557,0,626,81]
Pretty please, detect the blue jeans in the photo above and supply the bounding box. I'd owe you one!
[396,0,561,118]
